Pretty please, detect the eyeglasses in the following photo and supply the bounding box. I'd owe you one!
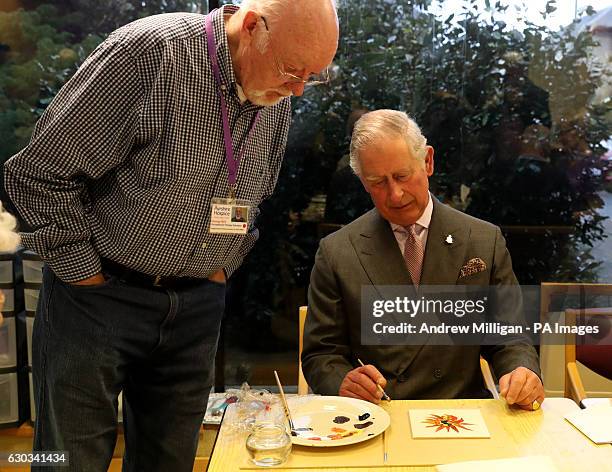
[261,16,331,87]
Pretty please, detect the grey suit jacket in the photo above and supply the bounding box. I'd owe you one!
[302,198,541,399]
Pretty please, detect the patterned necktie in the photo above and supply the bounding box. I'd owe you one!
[403,224,424,286]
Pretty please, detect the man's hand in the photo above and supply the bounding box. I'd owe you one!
[499,366,545,410]
[339,364,387,404]
[208,269,226,284]
[70,273,106,286]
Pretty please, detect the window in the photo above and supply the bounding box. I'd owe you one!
[1,0,609,390]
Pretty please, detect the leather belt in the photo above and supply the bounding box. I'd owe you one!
[100,258,207,290]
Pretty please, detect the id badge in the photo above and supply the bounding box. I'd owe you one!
[209,197,251,234]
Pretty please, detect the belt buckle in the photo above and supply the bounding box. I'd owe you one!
[153,275,162,287]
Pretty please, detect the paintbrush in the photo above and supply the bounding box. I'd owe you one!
[357,358,391,402]
[273,370,296,434]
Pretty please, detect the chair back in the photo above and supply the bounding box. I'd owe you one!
[565,307,612,404]
[541,283,612,405]
[298,306,309,395]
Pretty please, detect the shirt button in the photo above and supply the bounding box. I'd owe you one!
[220,85,227,91]
[202,242,208,249]
[433,368,442,379]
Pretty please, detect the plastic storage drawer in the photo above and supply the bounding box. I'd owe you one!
[22,251,44,284]
[24,286,40,313]
[0,316,17,368]
[0,372,19,424]
[26,316,34,367]
[0,255,14,283]
[0,286,14,312]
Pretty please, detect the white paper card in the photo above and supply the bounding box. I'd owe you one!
[408,409,490,439]
[209,199,250,234]
[564,404,612,444]
[436,455,559,472]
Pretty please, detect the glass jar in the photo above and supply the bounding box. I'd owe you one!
[245,422,292,467]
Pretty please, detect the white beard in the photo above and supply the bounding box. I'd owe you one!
[247,88,292,107]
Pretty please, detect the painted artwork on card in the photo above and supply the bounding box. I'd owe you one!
[408,409,490,439]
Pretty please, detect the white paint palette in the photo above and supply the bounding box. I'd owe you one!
[287,396,390,447]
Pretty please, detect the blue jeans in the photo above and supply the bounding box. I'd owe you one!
[32,266,225,472]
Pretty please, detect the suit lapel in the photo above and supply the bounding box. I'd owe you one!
[349,209,412,289]
[420,198,470,286]
[350,201,470,287]
[348,209,420,376]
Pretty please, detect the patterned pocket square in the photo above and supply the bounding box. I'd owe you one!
[459,257,487,278]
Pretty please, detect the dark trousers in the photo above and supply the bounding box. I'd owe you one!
[32,266,225,472]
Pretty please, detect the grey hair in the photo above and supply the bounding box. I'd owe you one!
[349,110,428,175]
[238,0,285,53]
[0,202,20,252]
[238,0,337,53]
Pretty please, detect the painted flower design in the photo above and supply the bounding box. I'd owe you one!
[422,414,473,433]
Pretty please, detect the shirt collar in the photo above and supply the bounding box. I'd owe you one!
[390,192,433,233]
[210,7,240,95]
[235,83,248,104]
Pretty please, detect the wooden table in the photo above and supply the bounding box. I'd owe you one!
[206,398,612,471]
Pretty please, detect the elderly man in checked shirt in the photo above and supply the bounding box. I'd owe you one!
[4,1,338,470]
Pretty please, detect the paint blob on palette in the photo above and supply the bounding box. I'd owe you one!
[408,409,490,439]
[332,416,350,424]
[292,412,377,441]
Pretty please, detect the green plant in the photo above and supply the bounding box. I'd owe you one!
[258,0,610,285]
[229,1,611,342]
[2,1,609,349]
[0,6,101,165]
[0,1,201,165]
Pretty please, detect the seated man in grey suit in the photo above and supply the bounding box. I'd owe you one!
[302,109,545,410]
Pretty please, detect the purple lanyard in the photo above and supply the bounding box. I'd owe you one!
[205,11,262,198]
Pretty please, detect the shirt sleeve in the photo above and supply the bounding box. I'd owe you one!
[4,39,144,282]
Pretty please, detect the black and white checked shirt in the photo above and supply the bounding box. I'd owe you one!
[4,6,292,282]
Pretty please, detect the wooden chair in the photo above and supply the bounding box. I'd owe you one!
[564,307,612,407]
[298,306,500,398]
[298,306,309,395]
[540,283,612,407]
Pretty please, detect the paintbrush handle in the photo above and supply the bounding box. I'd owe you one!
[274,370,295,430]
[357,358,392,401]
[376,383,391,401]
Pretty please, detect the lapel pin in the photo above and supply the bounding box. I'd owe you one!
[445,234,454,245]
